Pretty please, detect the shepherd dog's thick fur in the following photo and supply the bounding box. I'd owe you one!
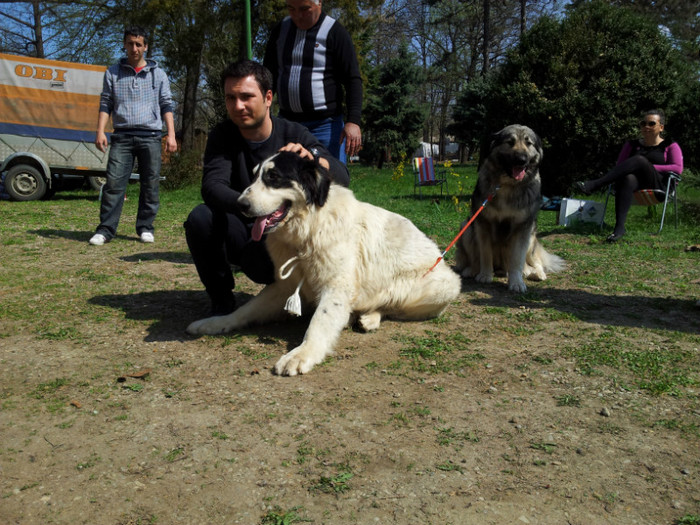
[455,124,564,292]
[187,151,461,376]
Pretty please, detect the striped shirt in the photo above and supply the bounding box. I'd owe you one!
[264,12,362,125]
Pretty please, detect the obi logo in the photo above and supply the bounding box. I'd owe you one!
[14,64,68,83]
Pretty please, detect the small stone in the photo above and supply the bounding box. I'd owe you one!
[681,468,690,475]
[599,407,610,417]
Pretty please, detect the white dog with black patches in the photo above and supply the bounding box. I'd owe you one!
[186,151,461,376]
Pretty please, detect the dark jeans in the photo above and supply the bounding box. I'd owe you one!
[184,204,275,305]
[96,133,162,239]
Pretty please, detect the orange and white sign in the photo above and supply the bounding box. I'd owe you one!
[0,53,107,140]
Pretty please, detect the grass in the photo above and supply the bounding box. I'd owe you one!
[0,162,699,524]
[1,166,698,364]
[310,469,354,494]
[566,328,698,395]
[1,164,698,398]
[394,331,485,375]
[260,506,311,525]
[676,516,700,525]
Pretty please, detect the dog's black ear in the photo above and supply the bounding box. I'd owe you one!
[311,160,332,207]
[490,128,507,150]
[298,156,331,207]
[533,132,543,158]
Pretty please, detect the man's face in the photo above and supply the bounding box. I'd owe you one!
[224,75,272,131]
[124,35,147,66]
[286,0,322,31]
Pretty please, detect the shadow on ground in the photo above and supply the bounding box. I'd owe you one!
[461,278,699,334]
[88,289,309,345]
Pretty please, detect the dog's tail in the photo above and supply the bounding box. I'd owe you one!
[532,242,566,274]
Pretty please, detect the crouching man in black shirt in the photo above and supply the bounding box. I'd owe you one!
[184,60,349,316]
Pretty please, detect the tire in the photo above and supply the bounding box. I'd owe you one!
[88,175,106,191]
[5,164,47,201]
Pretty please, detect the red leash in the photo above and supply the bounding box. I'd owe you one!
[423,187,499,277]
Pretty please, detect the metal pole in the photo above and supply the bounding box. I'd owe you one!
[245,0,252,59]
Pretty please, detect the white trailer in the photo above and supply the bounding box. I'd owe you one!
[0,53,110,200]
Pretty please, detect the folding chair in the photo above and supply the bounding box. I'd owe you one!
[600,172,681,233]
[413,156,448,199]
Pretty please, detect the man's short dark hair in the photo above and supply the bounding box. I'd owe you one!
[220,60,273,95]
[124,26,148,45]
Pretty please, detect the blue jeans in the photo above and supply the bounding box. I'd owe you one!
[300,116,346,164]
[96,133,162,240]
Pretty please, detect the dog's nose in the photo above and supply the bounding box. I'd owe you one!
[513,153,528,165]
[237,195,251,214]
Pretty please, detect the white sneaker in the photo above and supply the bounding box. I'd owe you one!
[89,233,107,246]
[139,232,155,243]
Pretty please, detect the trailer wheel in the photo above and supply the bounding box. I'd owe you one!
[5,164,47,201]
[88,176,106,191]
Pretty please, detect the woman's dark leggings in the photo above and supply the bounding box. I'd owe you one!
[590,156,662,236]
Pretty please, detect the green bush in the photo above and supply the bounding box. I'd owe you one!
[669,81,700,173]
[453,0,697,196]
[161,149,203,190]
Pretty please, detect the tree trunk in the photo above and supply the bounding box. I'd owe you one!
[32,0,44,58]
[460,144,469,164]
[482,0,490,73]
[180,50,202,152]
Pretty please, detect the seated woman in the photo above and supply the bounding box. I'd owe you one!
[576,109,683,242]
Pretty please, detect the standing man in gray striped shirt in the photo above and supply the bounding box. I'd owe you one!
[264,0,362,163]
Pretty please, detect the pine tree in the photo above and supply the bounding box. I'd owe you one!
[362,43,427,167]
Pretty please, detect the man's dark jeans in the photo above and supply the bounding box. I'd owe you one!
[96,133,162,239]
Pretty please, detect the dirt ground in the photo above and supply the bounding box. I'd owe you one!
[1,225,699,525]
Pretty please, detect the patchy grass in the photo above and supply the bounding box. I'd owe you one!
[0,164,698,525]
[260,506,312,525]
[566,329,699,395]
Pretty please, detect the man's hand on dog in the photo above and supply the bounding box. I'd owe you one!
[279,143,330,170]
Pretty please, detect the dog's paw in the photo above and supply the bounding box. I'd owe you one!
[524,266,546,282]
[357,311,381,332]
[475,271,494,284]
[186,315,234,335]
[507,278,528,293]
[459,266,476,278]
[273,344,326,376]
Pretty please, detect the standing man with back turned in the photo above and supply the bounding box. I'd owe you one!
[89,26,177,246]
[264,0,363,163]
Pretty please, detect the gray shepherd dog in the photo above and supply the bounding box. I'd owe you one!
[455,124,565,292]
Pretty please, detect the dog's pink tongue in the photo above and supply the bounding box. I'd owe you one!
[251,216,268,242]
[513,167,526,181]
